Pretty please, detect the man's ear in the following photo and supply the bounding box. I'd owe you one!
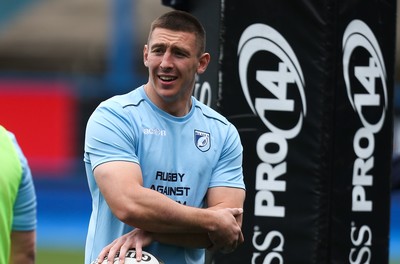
[197,53,211,74]
[143,45,149,67]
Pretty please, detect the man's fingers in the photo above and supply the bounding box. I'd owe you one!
[118,244,131,264]
[107,246,119,263]
[135,240,143,261]
[220,239,237,254]
[220,233,241,254]
[107,238,126,263]
[237,208,243,214]
[239,231,244,244]
[96,247,109,263]
[229,207,243,216]
[96,242,115,263]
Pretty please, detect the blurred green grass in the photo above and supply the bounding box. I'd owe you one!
[37,248,84,264]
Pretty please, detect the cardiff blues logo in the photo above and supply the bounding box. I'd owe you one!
[194,130,210,152]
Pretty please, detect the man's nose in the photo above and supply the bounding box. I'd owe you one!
[160,51,173,69]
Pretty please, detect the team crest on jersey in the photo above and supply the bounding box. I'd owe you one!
[194,130,210,152]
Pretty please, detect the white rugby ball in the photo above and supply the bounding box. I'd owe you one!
[100,249,163,264]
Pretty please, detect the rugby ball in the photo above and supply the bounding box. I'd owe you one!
[100,249,163,264]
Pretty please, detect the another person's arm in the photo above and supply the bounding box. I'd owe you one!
[9,131,37,264]
[10,231,36,264]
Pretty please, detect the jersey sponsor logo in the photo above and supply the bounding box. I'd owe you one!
[194,130,211,152]
[143,127,167,136]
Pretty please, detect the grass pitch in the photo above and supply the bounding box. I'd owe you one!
[37,248,84,264]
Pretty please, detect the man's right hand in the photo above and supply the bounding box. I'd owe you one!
[207,208,244,253]
[95,228,153,264]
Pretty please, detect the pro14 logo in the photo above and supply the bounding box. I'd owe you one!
[238,23,306,218]
[343,19,387,264]
[238,23,306,139]
[343,19,387,213]
[343,19,388,134]
[238,23,305,264]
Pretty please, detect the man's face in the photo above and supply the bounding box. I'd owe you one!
[144,27,209,105]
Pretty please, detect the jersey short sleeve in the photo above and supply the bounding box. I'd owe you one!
[9,132,37,231]
[84,99,139,170]
[208,119,245,190]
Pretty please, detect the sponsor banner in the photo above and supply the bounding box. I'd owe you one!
[189,0,395,263]
[331,1,396,263]
[216,1,332,263]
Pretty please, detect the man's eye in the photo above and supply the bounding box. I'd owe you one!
[175,52,187,57]
[152,48,164,54]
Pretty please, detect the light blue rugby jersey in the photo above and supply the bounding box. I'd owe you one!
[84,85,245,264]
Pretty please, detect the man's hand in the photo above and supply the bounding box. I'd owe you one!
[207,208,244,253]
[96,228,153,264]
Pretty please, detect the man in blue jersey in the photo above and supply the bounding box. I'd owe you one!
[0,125,37,264]
[84,10,245,264]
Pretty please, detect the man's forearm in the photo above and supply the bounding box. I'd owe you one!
[10,230,36,264]
[96,162,220,234]
[152,232,212,248]
[117,188,220,234]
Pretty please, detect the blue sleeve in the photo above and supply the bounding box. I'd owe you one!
[84,100,138,170]
[9,132,37,231]
[209,123,246,190]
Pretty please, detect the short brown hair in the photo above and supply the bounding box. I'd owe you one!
[148,10,206,56]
